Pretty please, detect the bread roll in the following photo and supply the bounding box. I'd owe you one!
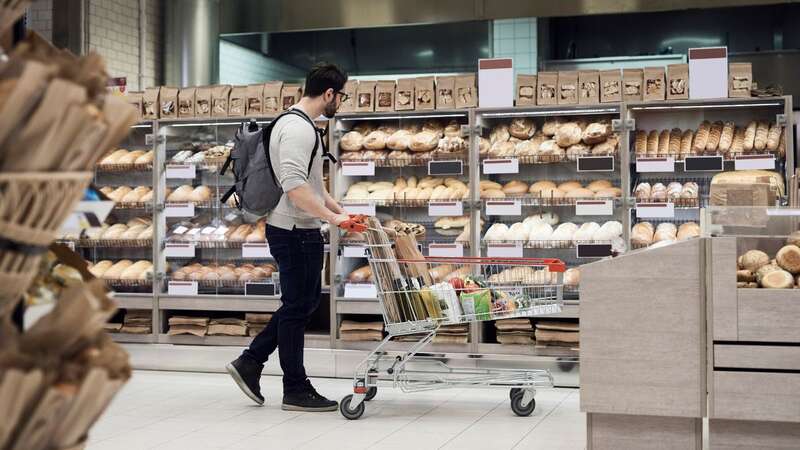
[592,135,618,155]
[120,261,152,280]
[117,150,145,165]
[121,188,145,203]
[552,222,578,241]
[89,260,114,278]
[668,128,682,156]
[481,188,506,199]
[121,225,147,240]
[631,223,654,247]
[188,185,212,202]
[730,126,745,156]
[677,222,700,240]
[528,223,554,243]
[594,187,622,198]
[502,180,529,195]
[167,185,194,202]
[107,186,132,202]
[340,131,364,152]
[743,121,757,152]
[528,180,556,194]
[766,123,781,152]
[634,130,647,156]
[102,224,128,240]
[573,222,600,243]
[555,123,582,147]
[387,130,412,151]
[718,121,734,152]
[586,179,612,192]
[483,223,509,241]
[490,124,510,144]
[134,150,155,165]
[761,269,794,289]
[542,118,564,136]
[363,130,388,150]
[489,141,515,157]
[693,121,711,153]
[537,188,566,199]
[645,130,659,156]
[680,129,694,156]
[509,118,536,139]
[410,131,439,152]
[103,260,133,279]
[137,225,154,240]
[99,149,129,165]
[418,177,444,189]
[582,123,609,145]
[739,250,770,271]
[657,130,670,156]
[557,181,583,192]
[565,188,594,199]
[480,180,502,191]
[634,182,652,201]
[754,121,769,152]
[776,245,800,274]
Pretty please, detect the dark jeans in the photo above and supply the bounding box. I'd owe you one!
[243,224,323,394]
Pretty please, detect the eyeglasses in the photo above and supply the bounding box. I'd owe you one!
[336,91,350,102]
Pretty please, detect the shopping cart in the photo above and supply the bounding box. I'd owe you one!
[337,216,566,420]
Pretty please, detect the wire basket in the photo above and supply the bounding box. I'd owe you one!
[0,171,93,312]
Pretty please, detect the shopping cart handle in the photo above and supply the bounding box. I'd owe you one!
[339,214,368,232]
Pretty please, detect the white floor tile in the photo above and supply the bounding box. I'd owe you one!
[85,371,586,450]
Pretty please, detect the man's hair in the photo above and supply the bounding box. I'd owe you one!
[303,62,348,98]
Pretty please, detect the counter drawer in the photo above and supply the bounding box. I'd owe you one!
[712,371,800,422]
[714,344,800,371]
[737,289,800,343]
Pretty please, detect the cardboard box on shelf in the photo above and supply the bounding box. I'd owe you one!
[644,66,666,101]
[578,70,599,105]
[557,71,579,105]
[600,69,622,103]
[667,64,689,100]
[536,71,558,105]
[515,74,536,106]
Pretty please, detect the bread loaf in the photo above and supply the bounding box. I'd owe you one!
[706,121,724,153]
[386,130,412,151]
[739,250,770,271]
[594,187,622,198]
[188,186,211,202]
[103,260,133,279]
[478,137,491,155]
[118,150,145,165]
[566,143,590,161]
[634,130,647,156]
[489,141,515,157]
[677,222,700,240]
[167,185,194,202]
[120,261,152,280]
[481,188,506,199]
[693,121,711,153]
[557,181,583,192]
[776,245,800,274]
[760,269,794,289]
[586,179,612,192]
[480,180,503,191]
[631,223,654,247]
[89,260,114,278]
[680,129,694,156]
[743,121,757,152]
[502,180,529,195]
[634,182,651,201]
[528,180,556,194]
[121,188,145,203]
[718,121,734,152]
[509,118,536,139]
[591,135,618,155]
[555,123,582,147]
[99,149,129,165]
[730,126,745,156]
[134,150,155,165]
[754,121,769,152]
[514,140,539,157]
[108,186,132,202]
[565,188,594,199]
[657,129,670,156]
[490,124,510,143]
[542,118,564,136]
[340,131,364,152]
[647,130,659,156]
[363,131,388,150]
[668,128,682,156]
[537,188,566,199]
[766,123,781,152]
[410,131,439,152]
[582,123,609,145]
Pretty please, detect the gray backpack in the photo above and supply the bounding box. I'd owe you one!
[220,109,323,219]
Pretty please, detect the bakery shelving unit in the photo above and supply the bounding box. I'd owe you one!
[330,109,478,353]
[152,115,332,347]
[625,96,794,249]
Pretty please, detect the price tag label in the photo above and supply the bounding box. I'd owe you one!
[636,202,675,218]
[428,243,464,258]
[342,245,368,258]
[241,243,271,258]
[165,164,197,179]
[486,243,523,258]
[165,202,195,217]
[734,154,776,171]
[341,161,376,176]
[168,281,198,295]
[486,200,522,216]
[145,133,154,145]
[482,158,519,174]
[576,243,613,258]
[636,157,675,173]
[245,282,277,296]
[577,156,614,172]
[164,242,195,258]
[684,155,723,172]
[344,283,378,299]
[575,200,613,216]
[342,202,376,216]
[429,201,463,216]
[428,160,463,176]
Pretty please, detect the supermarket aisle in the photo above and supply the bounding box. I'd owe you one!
[87,371,585,450]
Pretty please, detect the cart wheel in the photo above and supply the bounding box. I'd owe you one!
[364,386,377,402]
[510,391,536,417]
[340,394,365,420]
[509,388,522,400]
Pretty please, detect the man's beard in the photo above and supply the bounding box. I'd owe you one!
[323,98,338,118]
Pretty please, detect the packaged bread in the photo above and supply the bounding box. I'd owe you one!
[455,74,477,108]
[754,121,769,152]
[557,71,578,105]
[228,85,247,116]
[375,80,395,112]
[657,129,670,156]
[643,66,665,101]
[415,76,435,110]
[743,121,757,152]
[667,64,689,100]
[728,62,752,98]
[622,68,643,101]
[706,121,724,153]
[634,130,647,156]
[394,78,414,110]
[281,84,303,110]
[142,87,160,119]
[646,130,659,156]
[693,121,711,153]
[536,71,558,105]
[436,75,455,109]
[668,128,682,156]
[766,123,781,152]
[582,123,609,145]
[516,74,537,106]
[356,80,376,112]
[555,123,582,147]
[340,131,364,152]
[211,85,232,117]
[160,86,179,119]
[718,122,735,153]
[578,70,600,104]
[263,81,283,114]
[680,130,694,156]
[509,118,536,139]
[600,69,622,103]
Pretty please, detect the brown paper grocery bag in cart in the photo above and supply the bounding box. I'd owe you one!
[390,232,431,321]
[0,60,53,156]
[0,369,46,449]
[9,385,70,450]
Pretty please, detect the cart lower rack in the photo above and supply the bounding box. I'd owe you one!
[338,217,566,419]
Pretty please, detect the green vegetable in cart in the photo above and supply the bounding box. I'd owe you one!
[460,289,492,320]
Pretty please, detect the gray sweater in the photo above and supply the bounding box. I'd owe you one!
[265,109,324,230]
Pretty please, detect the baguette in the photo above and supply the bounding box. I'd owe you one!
[705,121,724,153]
[657,129,670,156]
[754,121,769,152]
[743,121,757,152]
[718,121,734,152]
[668,128,681,156]
[766,123,781,152]
[693,121,711,153]
[646,130,659,156]
[634,130,647,156]
[730,126,745,156]
[680,130,694,156]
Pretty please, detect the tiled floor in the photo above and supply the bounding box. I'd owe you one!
[87,371,586,450]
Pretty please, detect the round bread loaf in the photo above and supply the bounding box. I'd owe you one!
[489,141,515,157]
[444,120,461,138]
[509,118,536,139]
[480,180,503,191]
[565,188,594,199]
[555,123,582,147]
[490,124,510,143]
[387,130,412,150]
[557,181,583,192]
[776,245,800,274]
[582,123,609,145]
[478,137,491,155]
[363,130,388,150]
[529,180,558,194]
[542,118,564,136]
[340,131,365,152]
[537,187,566,199]
[502,180,529,195]
[409,131,439,152]
[586,179,612,192]
[481,188,506,199]
[594,187,622,198]
[739,250,770,271]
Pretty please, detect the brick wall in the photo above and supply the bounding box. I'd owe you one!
[86,0,163,91]
[26,0,53,42]
[219,40,306,85]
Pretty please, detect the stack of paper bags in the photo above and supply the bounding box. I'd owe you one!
[208,318,247,336]
[167,316,208,337]
[120,310,151,334]
[534,320,579,349]
[393,324,469,344]
[340,320,384,341]
[103,322,123,333]
[496,318,534,345]
[246,313,272,337]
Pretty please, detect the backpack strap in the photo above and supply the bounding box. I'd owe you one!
[281,108,322,177]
